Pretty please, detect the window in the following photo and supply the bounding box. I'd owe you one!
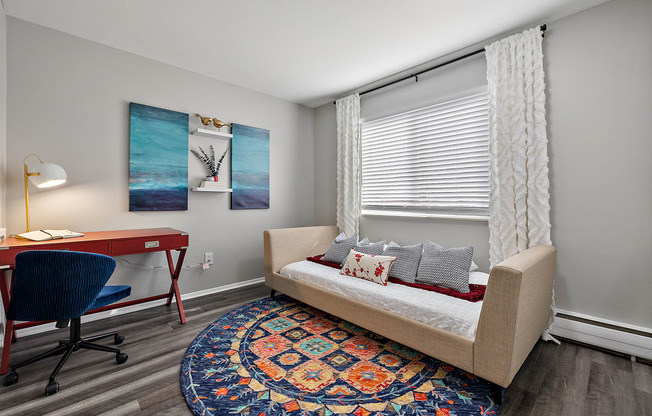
[360,88,490,219]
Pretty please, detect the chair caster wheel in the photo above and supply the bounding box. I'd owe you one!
[114,334,124,345]
[45,381,60,396]
[116,352,128,364]
[3,371,18,386]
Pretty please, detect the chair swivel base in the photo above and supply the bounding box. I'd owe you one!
[2,317,128,396]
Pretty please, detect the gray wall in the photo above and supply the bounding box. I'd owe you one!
[313,0,652,328]
[313,102,337,226]
[0,4,6,339]
[0,6,6,227]
[5,18,315,298]
[545,0,651,327]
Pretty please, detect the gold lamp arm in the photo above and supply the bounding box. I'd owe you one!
[23,154,44,233]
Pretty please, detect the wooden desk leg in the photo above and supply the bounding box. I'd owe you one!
[165,248,187,324]
[1,319,14,375]
[0,270,13,375]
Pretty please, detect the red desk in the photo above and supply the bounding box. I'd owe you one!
[0,227,189,374]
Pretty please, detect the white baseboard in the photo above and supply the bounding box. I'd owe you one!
[11,277,266,340]
[551,309,652,360]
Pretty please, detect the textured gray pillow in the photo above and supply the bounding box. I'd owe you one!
[382,242,423,283]
[322,232,358,265]
[416,241,474,293]
[353,239,386,256]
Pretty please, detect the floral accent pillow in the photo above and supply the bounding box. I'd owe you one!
[340,249,397,286]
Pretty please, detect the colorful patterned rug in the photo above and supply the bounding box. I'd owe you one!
[181,295,500,416]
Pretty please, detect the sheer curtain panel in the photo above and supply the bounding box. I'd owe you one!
[486,26,557,341]
[336,93,361,236]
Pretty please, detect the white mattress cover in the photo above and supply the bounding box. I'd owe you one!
[279,260,489,340]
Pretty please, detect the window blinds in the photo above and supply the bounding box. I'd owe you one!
[360,89,490,216]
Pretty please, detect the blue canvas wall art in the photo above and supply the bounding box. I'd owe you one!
[231,123,270,209]
[129,102,189,211]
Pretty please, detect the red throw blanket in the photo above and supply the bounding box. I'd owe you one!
[306,254,486,302]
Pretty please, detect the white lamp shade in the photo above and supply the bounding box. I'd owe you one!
[29,162,67,188]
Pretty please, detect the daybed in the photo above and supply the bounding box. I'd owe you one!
[263,225,557,401]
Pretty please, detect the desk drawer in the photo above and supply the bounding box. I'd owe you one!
[0,241,109,269]
[110,234,188,255]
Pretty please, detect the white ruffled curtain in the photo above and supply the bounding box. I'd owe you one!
[335,93,361,236]
[486,26,557,342]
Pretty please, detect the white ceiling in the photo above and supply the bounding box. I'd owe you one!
[4,0,609,108]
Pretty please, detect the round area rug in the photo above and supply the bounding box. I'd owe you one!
[181,295,500,416]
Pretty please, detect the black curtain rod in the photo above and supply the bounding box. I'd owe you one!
[334,24,546,104]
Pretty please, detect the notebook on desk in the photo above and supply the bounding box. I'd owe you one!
[17,230,85,241]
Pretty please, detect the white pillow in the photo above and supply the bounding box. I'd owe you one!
[469,271,489,286]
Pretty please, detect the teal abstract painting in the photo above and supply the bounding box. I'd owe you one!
[129,102,188,211]
[231,123,270,209]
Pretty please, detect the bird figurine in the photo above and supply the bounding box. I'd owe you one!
[212,118,232,131]
[196,113,212,128]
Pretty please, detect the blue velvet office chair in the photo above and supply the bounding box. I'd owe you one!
[2,250,132,396]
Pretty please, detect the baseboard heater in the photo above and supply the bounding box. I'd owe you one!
[551,309,652,361]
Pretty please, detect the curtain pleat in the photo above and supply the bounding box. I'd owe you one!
[486,26,557,342]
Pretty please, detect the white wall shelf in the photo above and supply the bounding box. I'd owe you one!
[191,187,233,193]
[190,128,232,139]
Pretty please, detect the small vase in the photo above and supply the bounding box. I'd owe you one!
[205,176,218,182]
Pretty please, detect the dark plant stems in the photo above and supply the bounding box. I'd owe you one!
[191,145,230,177]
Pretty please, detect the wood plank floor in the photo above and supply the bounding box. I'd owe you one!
[0,283,650,415]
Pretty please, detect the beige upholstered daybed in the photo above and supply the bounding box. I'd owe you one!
[263,225,557,401]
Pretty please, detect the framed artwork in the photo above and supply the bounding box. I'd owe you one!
[231,123,270,209]
[129,102,189,211]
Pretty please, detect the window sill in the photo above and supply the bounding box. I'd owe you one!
[361,210,489,222]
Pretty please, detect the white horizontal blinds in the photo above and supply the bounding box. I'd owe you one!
[361,89,490,216]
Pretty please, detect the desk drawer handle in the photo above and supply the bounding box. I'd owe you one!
[145,241,160,249]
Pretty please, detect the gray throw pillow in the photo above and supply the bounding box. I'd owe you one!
[382,242,423,283]
[353,239,386,256]
[322,232,358,265]
[416,241,474,293]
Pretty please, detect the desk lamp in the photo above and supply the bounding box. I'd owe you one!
[23,154,67,232]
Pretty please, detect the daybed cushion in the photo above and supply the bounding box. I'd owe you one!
[322,232,357,264]
[416,241,475,293]
[353,239,386,256]
[307,254,486,302]
[382,242,423,283]
[280,260,488,339]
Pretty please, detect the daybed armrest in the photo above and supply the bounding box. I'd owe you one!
[263,226,339,278]
[474,245,557,387]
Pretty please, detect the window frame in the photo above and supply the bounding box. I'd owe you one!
[359,87,490,221]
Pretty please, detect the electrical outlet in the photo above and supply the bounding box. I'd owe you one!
[204,252,214,265]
